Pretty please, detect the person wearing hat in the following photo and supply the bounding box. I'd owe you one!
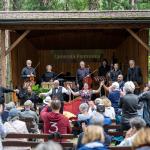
[20,100,39,124]
[1,102,15,122]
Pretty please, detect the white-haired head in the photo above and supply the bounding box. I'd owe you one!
[111,82,119,90]
[79,103,89,113]
[123,81,135,93]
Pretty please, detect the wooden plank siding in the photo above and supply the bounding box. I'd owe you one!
[10,29,149,87]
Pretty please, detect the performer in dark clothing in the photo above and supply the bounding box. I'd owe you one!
[127,60,143,85]
[98,59,110,77]
[21,60,36,81]
[40,65,57,82]
[76,61,90,90]
[39,80,70,114]
[17,86,38,109]
[0,87,17,104]
[110,63,122,82]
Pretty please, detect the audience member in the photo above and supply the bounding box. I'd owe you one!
[138,89,150,126]
[1,102,15,122]
[3,108,29,150]
[78,125,108,150]
[132,128,150,150]
[35,141,62,150]
[102,81,120,113]
[101,96,116,120]
[40,99,71,134]
[118,117,146,146]
[78,103,91,122]
[119,81,139,131]
[88,101,96,115]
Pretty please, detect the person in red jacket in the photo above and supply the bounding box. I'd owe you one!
[40,99,71,134]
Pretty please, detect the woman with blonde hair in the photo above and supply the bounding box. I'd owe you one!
[132,127,150,150]
[101,96,116,120]
[79,125,108,150]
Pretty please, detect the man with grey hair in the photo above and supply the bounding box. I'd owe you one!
[21,60,36,81]
[78,103,90,121]
[39,80,70,113]
[119,81,139,130]
[76,61,90,90]
[127,59,143,85]
[118,117,146,147]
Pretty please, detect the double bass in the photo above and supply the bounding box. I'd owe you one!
[83,69,98,89]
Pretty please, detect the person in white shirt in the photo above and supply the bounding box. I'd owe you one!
[39,80,70,113]
[3,108,29,150]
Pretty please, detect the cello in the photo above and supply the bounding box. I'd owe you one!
[83,69,98,89]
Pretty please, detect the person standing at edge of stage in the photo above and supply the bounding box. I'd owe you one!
[127,60,143,85]
[76,61,90,90]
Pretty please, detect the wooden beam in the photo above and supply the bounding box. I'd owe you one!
[0,30,6,86]
[5,30,30,56]
[126,28,150,52]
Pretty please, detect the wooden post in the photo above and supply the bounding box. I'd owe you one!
[0,30,6,86]
[126,28,150,52]
[5,30,30,56]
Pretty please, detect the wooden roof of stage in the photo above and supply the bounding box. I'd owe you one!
[0,10,150,30]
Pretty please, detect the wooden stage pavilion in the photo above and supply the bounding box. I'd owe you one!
[0,11,150,87]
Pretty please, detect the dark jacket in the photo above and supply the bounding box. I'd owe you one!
[110,69,122,81]
[40,71,57,82]
[119,93,139,124]
[98,65,110,77]
[0,87,14,104]
[21,66,36,80]
[127,66,143,84]
[138,91,150,126]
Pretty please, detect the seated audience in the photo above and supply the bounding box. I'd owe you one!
[77,112,111,149]
[20,100,39,133]
[119,81,139,131]
[101,96,116,120]
[78,125,108,150]
[78,103,91,122]
[118,117,146,146]
[21,100,39,123]
[3,108,29,150]
[40,99,71,134]
[1,101,15,122]
[132,127,150,150]
[35,141,62,150]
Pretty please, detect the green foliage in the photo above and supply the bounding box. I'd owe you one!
[32,84,49,95]
[3,0,149,11]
